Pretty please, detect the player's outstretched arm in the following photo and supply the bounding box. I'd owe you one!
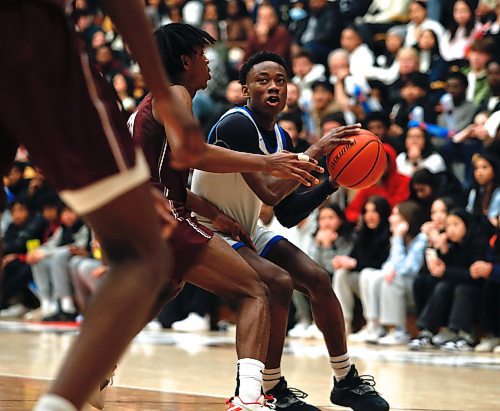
[242,125,359,206]
[100,0,205,165]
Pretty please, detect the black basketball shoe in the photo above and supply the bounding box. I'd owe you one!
[330,365,390,411]
[266,377,320,410]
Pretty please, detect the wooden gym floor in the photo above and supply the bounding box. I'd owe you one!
[0,320,499,411]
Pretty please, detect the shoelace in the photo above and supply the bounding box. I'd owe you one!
[352,374,379,395]
[283,386,308,399]
[264,395,277,410]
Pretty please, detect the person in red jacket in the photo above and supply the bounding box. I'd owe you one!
[345,144,411,223]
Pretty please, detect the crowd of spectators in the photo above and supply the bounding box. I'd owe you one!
[1,0,499,353]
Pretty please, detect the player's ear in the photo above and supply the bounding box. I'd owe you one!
[242,84,250,98]
[181,55,190,70]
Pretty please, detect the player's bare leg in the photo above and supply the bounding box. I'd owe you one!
[266,240,390,411]
[47,183,178,409]
[183,235,272,406]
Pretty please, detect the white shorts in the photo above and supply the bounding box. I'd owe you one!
[218,225,285,257]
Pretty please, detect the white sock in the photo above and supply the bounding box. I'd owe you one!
[41,299,52,315]
[34,394,77,411]
[262,367,281,393]
[330,353,351,380]
[61,297,76,313]
[236,358,264,403]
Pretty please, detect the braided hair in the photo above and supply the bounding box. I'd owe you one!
[154,23,215,80]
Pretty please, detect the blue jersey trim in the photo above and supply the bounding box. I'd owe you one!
[259,235,285,257]
[232,242,247,251]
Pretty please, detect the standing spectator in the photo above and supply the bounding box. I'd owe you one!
[243,4,292,67]
[396,126,447,177]
[345,144,411,223]
[334,196,391,338]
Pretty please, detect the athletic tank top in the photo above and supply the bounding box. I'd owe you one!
[128,93,188,203]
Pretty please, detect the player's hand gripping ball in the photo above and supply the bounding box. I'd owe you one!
[327,129,387,189]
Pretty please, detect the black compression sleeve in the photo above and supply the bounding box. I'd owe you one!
[274,179,338,228]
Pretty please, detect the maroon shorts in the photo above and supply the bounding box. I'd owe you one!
[0,1,137,192]
[167,202,213,277]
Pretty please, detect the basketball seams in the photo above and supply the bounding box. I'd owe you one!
[344,141,382,188]
[331,140,378,182]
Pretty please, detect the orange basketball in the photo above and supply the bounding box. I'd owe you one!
[327,129,387,189]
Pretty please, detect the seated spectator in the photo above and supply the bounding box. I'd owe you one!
[374,25,405,73]
[310,80,342,138]
[438,71,477,135]
[404,0,444,47]
[356,0,411,49]
[409,209,489,350]
[412,197,454,324]
[439,0,481,64]
[477,58,500,113]
[94,45,128,81]
[410,168,466,217]
[3,162,29,204]
[242,4,292,67]
[327,49,382,122]
[333,196,391,337]
[283,81,314,137]
[112,73,136,117]
[27,205,90,321]
[357,201,427,345]
[396,126,447,177]
[345,144,411,223]
[466,152,500,227]
[25,169,59,214]
[69,237,106,313]
[471,227,500,353]
[291,0,341,65]
[0,199,44,318]
[363,111,405,153]
[340,26,375,79]
[462,38,496,107]
[414,25,449,98]
[311,204,354,276]
[291,50,326,114]
[392,72,435,134]
[277,112,310,153]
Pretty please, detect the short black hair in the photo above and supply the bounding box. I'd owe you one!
[446,70,468,87]
[277,111,303,133]
[363,111,391,129]
[239,51,288,85]
[292,49,315,63]
[321,111,346,127]
[401,72,428,91]
[311,79,334,94]
[155,23,215,79]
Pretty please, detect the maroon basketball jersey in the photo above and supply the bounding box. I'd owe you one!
[128,93,188,203]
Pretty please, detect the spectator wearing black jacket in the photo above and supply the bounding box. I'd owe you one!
[0,198,44,317]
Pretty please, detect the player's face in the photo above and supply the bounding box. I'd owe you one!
[187,47,211,90]
[243,61,288,116]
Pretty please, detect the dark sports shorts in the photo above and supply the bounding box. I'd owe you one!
[0,1,149,214]
[167,201,213,277]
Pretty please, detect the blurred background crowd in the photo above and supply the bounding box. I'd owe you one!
[1,0,499,354]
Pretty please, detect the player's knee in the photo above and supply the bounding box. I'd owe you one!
[304,267,332,298]
[265,268,293,304]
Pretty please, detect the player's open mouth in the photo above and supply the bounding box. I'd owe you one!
[265,96,280,106]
